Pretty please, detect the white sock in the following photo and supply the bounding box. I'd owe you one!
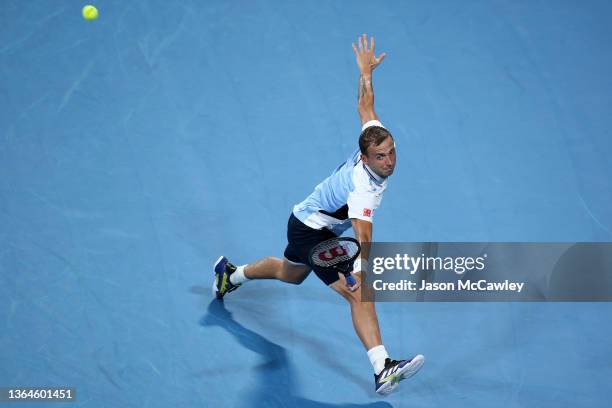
[367,345,389,375]
[230,265,249,285]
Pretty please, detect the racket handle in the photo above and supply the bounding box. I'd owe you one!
[345,272,357,287]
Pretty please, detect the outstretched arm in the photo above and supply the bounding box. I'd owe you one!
[352,218,372,256]
[352,34,386,126]
[344,218,373,292]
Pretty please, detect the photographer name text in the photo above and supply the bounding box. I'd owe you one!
[372,279,525,293]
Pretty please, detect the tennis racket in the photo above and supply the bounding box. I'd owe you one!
[309,237,361,287]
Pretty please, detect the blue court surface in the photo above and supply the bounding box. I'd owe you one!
[1,1,612,407]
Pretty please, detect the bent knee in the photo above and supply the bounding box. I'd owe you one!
[278,261,310,284]
[279,271,307,285]
[336,285,362,304]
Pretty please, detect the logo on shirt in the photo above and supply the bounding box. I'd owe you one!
[363,208,372,217]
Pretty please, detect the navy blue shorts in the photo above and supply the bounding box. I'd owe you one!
[283,213,340,286]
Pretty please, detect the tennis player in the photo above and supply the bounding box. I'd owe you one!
[213,34,424,396]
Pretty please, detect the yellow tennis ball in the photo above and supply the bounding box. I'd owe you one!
[82,5,99,21]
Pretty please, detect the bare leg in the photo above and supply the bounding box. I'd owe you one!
[330,273,382,350]
[244,257,311,285]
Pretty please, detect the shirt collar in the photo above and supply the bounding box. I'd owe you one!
[363,163,386,184]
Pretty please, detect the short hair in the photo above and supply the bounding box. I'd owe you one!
[359,126,393,155]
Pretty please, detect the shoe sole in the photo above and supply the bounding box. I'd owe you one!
[376,354,425,396]
[212,256,226,299]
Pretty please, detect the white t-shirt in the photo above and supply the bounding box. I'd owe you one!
[292,120,389,235]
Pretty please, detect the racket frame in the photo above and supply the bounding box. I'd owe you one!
[308,237,361,287]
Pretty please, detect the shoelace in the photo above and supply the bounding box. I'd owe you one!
[378,359,404,380]
[225,263,239,291]
[384,359,401,368]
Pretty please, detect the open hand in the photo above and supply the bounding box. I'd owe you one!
[352,34,386,75]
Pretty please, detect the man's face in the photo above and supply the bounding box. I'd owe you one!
[362,136,396,178]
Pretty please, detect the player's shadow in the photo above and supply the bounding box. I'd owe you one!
[200,300,392,408]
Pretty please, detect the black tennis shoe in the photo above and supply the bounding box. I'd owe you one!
[213,256,241,299]
[374,355,425,395]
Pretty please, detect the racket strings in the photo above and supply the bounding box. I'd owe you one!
[311,239,359,268]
